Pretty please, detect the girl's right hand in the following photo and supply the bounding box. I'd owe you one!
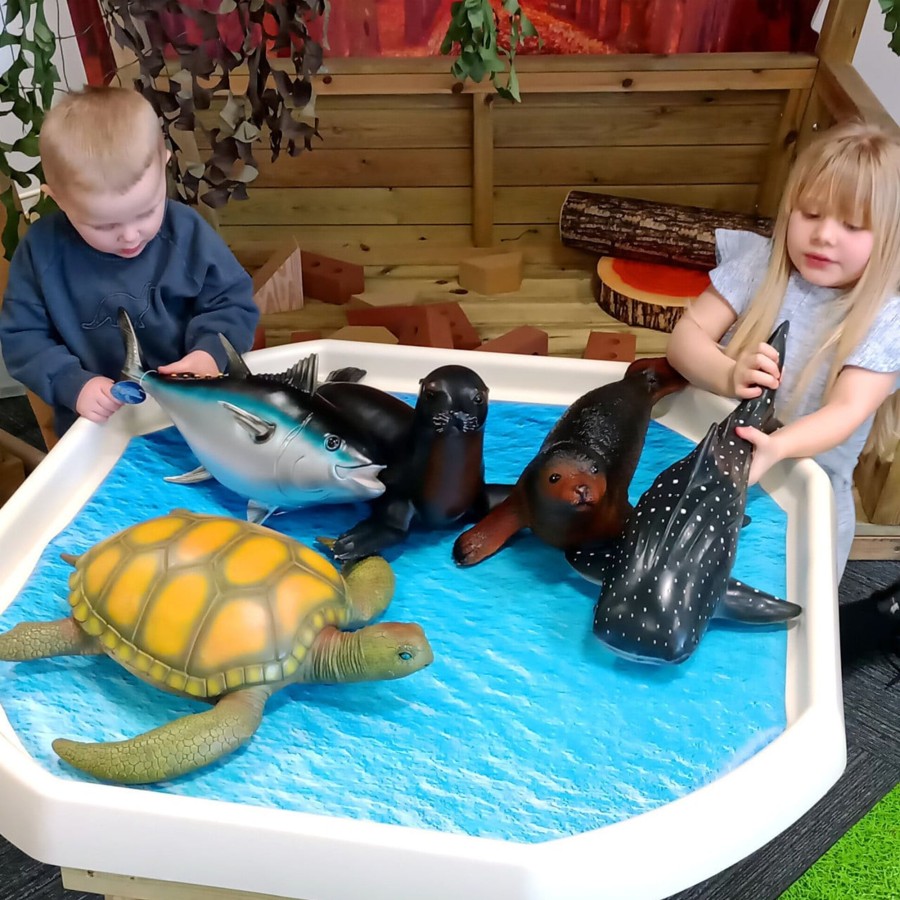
[730,342,781,399]
[76,376,124,423]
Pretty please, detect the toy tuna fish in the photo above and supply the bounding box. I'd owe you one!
[569,321,801,665]
[118,309,385,523]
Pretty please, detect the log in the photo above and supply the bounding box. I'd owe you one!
[592,257,710,333]
[559,191,773,270]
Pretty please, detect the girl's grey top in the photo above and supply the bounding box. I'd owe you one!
[709,229,900,488]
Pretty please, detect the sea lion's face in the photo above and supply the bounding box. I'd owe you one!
[417,366,489,434]
[537,454,607,511]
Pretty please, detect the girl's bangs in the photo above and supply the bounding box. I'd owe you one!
[793,155,873,228]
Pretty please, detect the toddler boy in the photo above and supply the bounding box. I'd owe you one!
[0,86,259,437]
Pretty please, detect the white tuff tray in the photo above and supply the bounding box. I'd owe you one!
[0,342,845,900]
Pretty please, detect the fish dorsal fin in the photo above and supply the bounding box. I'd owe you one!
[219,334,251,379]
[220,401,276,442]
[258,354,319,394]
[247,500,276,524]
[117,308,145,380]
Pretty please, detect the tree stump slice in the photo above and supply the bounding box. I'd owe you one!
[593,257,711,333]
[560,191,773,270]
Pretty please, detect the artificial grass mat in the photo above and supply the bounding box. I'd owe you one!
[780,782,899,899]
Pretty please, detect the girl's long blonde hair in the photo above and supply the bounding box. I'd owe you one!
[726,120,900,456]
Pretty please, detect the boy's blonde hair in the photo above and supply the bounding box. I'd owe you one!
[40,86,165,196]
[725,120,900,455]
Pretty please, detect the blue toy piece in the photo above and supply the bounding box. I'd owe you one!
[569,321,802,664]
[110,380,146,405]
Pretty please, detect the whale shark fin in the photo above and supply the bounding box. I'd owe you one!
[219,334,251,379]
[220,401,277,442]
[164,465,213,484]
[714,578,802,623]
[325,366,366,384]
[565,543,617,585]
[247,500,276,525]
[117,308,145,380]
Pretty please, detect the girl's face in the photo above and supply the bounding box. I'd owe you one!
[786,206,874,289]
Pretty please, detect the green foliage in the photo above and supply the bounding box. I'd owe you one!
[440,0,540,102]
[0,0,60,259]
[880,0,900,55]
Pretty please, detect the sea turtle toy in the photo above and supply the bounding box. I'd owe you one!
[0,511,433,785]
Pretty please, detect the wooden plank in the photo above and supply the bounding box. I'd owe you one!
[849,529,900,561]
[494,145,766,187]
[815,60,900,134]
[246,148,472,188]
[495,184,760,223]
[216,187,472,226]
[472,94,494,246]
[816,0,869,62]
[63,867,294,900]
[756,88,808,217]
[222,225,593,268]
[492,103,782,148]
[514,90,787,109]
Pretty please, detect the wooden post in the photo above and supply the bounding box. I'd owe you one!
[815,0,869,64]
[471,93,494,247]
[756,88,807,218]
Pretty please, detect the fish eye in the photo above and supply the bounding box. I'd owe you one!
[549,473,561,484]
[324,434,342,452]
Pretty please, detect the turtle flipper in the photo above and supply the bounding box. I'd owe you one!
[0,618,101,661]
[452,496,523,567]
[52,686,272,784]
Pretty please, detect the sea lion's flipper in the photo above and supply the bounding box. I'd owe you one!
[219,334,252,379]
[164,465,213,484]
[714,579,801,623]
[453,496,524,567]
[247,500,276,525]
[742,514,752,529]
[325,366,366,384]
[565,542,617,585]
[332,500,415,562]
[220,401,277,443]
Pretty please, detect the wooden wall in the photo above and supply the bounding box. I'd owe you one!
[199,55,817,273]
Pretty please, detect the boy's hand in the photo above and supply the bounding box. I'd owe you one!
[735,425,783,485]
[730,341,781,399]
[76,377,124,423]
[157,349,219,378]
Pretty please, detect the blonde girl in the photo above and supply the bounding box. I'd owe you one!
[667,120,900,578]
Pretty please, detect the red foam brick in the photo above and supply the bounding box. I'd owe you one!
[346,302,480,350]
[474,326,548,356]
[582,331,637,362]
[251,325,267,351]
[301,252,365,305]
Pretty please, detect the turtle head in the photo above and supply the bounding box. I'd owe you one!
[355,622,434,680]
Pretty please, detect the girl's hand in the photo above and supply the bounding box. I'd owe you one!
[76,376,124,423]
[157,349,219,377]
[735,425,783,485]
[730,342,781,399]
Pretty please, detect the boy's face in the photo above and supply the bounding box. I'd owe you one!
[47,153,168,259]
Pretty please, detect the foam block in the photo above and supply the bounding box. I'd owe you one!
[474,326,548,356]
[582,331,637,362]
[328,326,399,345]
[346,302,480,350]
[301,252,365,305]
[252,244,304,314]
[458,252,524,295]
[289,330,323,343]
[251,325,267,351]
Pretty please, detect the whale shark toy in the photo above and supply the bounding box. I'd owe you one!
[118,309,385,523]
[568,321,801,665]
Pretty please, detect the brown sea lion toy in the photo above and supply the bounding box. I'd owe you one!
[452,357,686,567]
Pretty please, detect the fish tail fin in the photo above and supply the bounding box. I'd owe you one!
[625,356,688,403]
[117,308,145,380]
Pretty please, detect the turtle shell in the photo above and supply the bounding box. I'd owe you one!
[66,511,349,699]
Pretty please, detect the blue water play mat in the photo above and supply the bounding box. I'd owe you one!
[0,396,788,843]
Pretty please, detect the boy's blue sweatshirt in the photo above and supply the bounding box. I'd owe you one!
[0,200,258,435]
